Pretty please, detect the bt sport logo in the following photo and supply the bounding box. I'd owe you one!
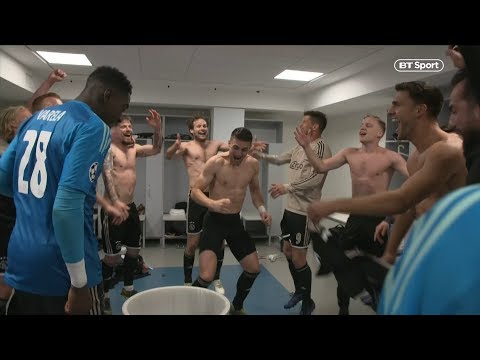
[394,59,444,72]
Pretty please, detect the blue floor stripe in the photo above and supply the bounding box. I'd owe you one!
[109,264,301,315]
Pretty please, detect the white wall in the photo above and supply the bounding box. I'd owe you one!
[50,76,305,112]
[211,107,245,142]
[266,112,302,212]
[305,46,456,111]
[0,51,40,93]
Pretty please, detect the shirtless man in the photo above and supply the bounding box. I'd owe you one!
[165,116,266,293]
[101,111,163,309]
[308,82,467,280]
[26,68,66,113]
[295,114,408,314]
[376,47,480,314]
[449,69,480,184]
[191,127,271,314]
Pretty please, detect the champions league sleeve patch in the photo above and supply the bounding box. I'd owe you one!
[89,162,99,182]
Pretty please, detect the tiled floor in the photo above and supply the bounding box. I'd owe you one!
[123,238,375,315]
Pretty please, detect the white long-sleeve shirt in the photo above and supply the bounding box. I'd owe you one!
[258,138,331,215]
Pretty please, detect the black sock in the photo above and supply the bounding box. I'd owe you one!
[214,248,225,281]
[337,285,350,309]
[123,255,137,288]
[233,271,259,311]
[192,276,211,288]
[296,263,312,302]
[287,259,300,293]
[102,261,114,293]
[183,253,195,283]
[0,298,7,315]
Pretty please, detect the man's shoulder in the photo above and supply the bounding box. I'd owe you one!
[111,142,133,153]
[206,139,223,148]
[429,138,464,159]
[310,138,331,154]
[246,154,259,166]
[208,139,223,145]
[382,147,402,158]
[207,152,226,165]
[183,139,195,148]
[63,100,99,123]
[342,147,361,157]
[66,106,105,133]
[315,137,330,147]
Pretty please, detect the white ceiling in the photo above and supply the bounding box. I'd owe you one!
[0,45,390,91]
[0,45,454,114]
[0,45,383,90]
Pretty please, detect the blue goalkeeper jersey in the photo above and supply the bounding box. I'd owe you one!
[379,185,480,315]
[0,100,110,296]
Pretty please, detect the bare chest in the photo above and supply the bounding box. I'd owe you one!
[112,147,136,171]
[186,142,219,164]
[348,153,392,178]
[216,166,254,188]
[407,151,424,175]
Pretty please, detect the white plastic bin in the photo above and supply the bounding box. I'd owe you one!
[122,286,231,315]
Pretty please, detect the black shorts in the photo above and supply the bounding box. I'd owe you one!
[0,195,16,274]
[199,211,256,262]
[101,203,142,254]
[6,283,104,315]
[339,215,386,256]
[187,191,209,235]
[280,210,310,248]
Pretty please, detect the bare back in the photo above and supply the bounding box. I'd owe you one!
[208,153,258,214]
[345,147,402,197]
[182,140,225,188]
[408,133,466,217]
[109,144,137,204]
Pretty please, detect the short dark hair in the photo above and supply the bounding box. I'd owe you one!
[87,66,132,96]
[187,115,208,130]
[363,114,386,135]
[457,45,480,104]
[394,81,444,118]
[116,114,132,125]
[230,127,253,143]
[31,92,61,113]
[451,69,476,103]
[304,110,327,132]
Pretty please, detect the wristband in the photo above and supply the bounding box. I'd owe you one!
[66,260,88,288]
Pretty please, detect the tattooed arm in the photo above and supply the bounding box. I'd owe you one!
[100,147,129,223]
[136,109,163,157]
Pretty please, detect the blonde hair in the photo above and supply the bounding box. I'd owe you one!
[0,106,30,142]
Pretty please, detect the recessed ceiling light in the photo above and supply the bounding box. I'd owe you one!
[274,69,323,82]
[36,51,92,66]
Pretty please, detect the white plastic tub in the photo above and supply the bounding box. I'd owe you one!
[122,286,231,315]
